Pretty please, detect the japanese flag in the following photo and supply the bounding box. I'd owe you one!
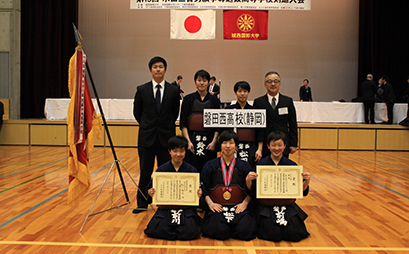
[171,10,215,40]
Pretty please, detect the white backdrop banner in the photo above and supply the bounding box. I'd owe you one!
[131,0,311,10]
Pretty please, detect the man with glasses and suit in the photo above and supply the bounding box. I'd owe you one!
[253,71,298,158]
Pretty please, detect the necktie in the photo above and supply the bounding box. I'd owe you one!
[272,97,276,110]
[155,84,161,110]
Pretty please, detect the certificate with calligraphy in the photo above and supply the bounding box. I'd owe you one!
[256,166,303,199]
[152,172,200,206]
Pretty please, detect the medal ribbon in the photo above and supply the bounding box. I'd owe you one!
[220,156,236,192]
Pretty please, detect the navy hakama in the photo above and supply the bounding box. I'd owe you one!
[254,156,310,242]
[201,157,257,241]
[144,161,203,240]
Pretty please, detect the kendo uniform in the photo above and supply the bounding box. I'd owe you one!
[225,102,263,168]
[200,157,257,241]
[179,92,221,172]
[253,156,310,242]
[144,161,203,240]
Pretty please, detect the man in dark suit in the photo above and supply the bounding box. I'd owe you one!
[171,75,184,99]
[208,76,220,98]
[0,101,3,124]
[133,56,181,213]
[253,71,298,158]
[399,76,409,126]
[377,75,396,124]
[299,79,312,101]
[361,74,376,124]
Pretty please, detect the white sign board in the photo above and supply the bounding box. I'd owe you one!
[203,109,266,128]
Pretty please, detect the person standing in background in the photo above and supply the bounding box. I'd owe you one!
[208,76,220,98]
[399,76,409,126]
[171,75,184,99]
[299,79,312,102]
[377,75,396,124]
[361,74,377,124]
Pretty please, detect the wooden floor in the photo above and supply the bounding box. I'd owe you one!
[1,146,409,253]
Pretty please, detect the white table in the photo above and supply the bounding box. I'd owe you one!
[45,99,407,124]
[293,101,407,124]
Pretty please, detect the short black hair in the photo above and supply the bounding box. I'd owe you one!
[266,131,287,146]
[210,76,216,81]
[177,75,183,80]
[168,136,188,150]
[148,56,167,70]
[233,81,251,93]
[218,130,238,147]
[194,69,210,82]
[381,75,389,82]
[303,79,309,83]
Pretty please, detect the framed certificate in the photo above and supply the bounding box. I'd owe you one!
[152,172,200,206]
[256,165,303,199]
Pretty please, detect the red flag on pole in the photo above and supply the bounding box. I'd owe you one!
[67,46,102,206]
[223,10,269,40]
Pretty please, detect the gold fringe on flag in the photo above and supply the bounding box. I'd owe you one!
[67,46,102,206]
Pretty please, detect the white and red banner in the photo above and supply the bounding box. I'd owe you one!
[170,10,215,40]
[224,10,268,40]
[131,0,311,10]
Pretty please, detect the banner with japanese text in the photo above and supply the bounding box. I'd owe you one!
[203,109,266,128]
[223,10,268,40]
[131,0,311,10]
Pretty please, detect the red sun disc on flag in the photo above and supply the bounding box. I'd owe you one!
[184,15,202,33]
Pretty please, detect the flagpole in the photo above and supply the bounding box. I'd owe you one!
[85,62,130,203]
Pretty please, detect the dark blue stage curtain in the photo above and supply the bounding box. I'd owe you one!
[358,0,409,102]
[21,0,78,118]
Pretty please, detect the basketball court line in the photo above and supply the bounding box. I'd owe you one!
[326,160,409,199]
[376,160,409,172]
[0,165,67,194]
[0,157,68,178]
[376,165,409,180]
[0,162,114,229]
[0,162,42,176]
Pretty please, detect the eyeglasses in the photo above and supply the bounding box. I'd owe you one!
[265,79,281,84]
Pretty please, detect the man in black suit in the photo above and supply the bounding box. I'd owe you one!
[0,101,3,124]
[399,76,409,126]
[208,76,220,98]
[361,74,376,124]
[299,79,312,101]
[133,56,180,213]
[171,75,184,99]
[377,75,396,124]
[253,71,298,158]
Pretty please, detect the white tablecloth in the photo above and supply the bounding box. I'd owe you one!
[44,99,110,120]
[294,101,363,123]
[293,101,407,123]
[45,99,408,124]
